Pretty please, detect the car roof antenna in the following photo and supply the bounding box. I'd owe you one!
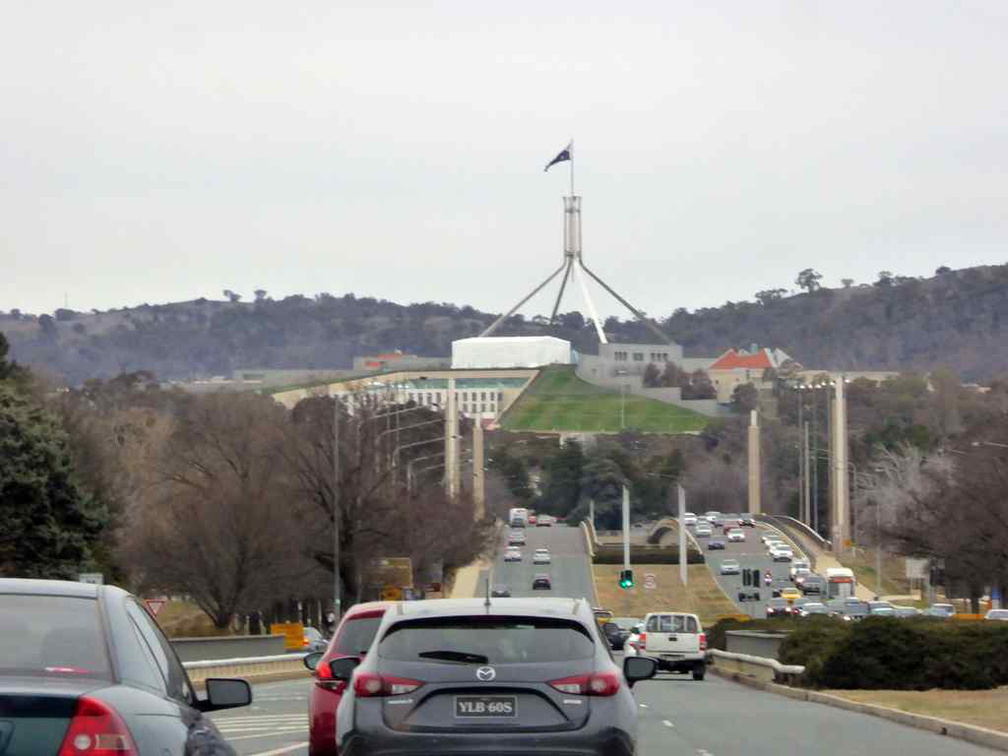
[484,577,491,610]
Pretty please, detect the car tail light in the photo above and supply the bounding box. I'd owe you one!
[57,696,137,755]
[638,632,646,650]
[699,633,707,651]
[549,671,621,697]
[353,672,423,697]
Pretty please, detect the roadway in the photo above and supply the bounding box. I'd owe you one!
[479,522,598,603]
[686,516,802,618]
[218,662,997,756]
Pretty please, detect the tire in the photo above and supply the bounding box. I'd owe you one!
[692,666,705,681]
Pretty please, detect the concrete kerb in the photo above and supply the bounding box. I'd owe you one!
[707,665,1008,753]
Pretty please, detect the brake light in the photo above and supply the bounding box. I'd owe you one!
[57,696,137,755]
[638,632,646,651]
[699,633,707,651]
[548,671,621,697]
[353,672,423,697]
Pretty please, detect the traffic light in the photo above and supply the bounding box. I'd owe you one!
[619,569,634,589]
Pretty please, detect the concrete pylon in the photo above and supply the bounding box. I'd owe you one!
[748,409,761,514]
[445,377,459,499]
[832,376,849,553]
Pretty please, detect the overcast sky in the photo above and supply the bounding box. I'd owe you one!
[2,2,1006,319]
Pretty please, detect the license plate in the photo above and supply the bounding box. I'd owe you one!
[454,695,516,718]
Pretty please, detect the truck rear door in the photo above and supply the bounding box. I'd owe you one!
[645,614,700,658]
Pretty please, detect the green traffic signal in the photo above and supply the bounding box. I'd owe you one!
[619,569,634,589]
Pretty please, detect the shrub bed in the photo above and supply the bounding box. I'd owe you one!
[592,544,705,565]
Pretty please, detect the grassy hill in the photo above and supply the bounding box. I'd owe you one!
[500,366,709,434]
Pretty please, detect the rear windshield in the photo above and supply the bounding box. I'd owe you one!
[0,595,111,679]
[646,615,699,633]
[378,617,594,663]
[334,616,383,656]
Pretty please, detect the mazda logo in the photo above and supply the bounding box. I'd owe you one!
[475,666,496,681]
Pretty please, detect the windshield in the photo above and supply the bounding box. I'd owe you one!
[0,595,111,679]
[379,617,594,663]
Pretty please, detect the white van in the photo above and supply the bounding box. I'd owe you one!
[629,612,707,681]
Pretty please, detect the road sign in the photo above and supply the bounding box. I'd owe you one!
[144,598,167,617]
[78,573,103,585]
[381,585,404,601]
[905,558,928,580]
[370,558,413,590]
[643,573,657,590]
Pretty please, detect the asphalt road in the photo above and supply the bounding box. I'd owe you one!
[480,522,598,603]
[221,662,997,756]
[687,516,802,618]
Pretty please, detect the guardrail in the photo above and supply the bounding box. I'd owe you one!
[580,521,596,559]
[707,649,804,685]
[183,653,309,685]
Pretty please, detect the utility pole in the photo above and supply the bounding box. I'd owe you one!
[832,376,849,554]
[332,393,341,623]
[678,484,687,586]
[803,420,811,527]
[472,419,485,519]
[798,396,804,521]
[621,485,631,571]
[446,377,459,498]
[589,498,595,531]
[747,409,761,514]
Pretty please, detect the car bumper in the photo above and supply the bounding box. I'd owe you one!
[340,728,634,756]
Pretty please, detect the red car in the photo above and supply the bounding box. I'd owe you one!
[307,601,391,755]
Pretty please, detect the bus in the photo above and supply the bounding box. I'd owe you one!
[508,507,529,528]
[825,567,857,599]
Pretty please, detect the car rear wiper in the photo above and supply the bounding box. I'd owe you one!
[417,650,490,664]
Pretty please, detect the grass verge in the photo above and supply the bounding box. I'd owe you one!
[592,564,737,626]
[500,366,708,434]
[826,688,1008,733]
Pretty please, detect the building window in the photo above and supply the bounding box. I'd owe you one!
[436,392,442,404]
[633,353,644,362]
[480,403,486,412]
[463,403,469,412]
[498,392,504,402]
[480,392,486,401]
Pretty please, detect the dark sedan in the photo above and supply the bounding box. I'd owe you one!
[707,539,726,550]
[0,578,251,756]
[532,574,552,590]
[333,597,658,756]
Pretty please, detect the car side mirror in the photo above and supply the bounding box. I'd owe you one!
[329,656,360,681]
[623,656,658,688]
[198,678,252,712]
[303,651,323,672]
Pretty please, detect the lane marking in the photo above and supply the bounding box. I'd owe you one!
[248,744,309,756]
[221,731,308,742]
[662,719,675,728]
[639,703,649,708]
[698,750,714,756]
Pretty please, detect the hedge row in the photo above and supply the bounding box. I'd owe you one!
[592,544,705,565]
[708,616,1008,690]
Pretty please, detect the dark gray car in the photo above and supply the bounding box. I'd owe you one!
[331,597,657,756]
[0,578,251,756]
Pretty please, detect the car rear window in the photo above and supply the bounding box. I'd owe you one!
[0,595,111,679]
[646,614,698,633]
[333,616,383,656]
[378,616,594,663]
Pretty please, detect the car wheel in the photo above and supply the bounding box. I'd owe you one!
[692,666,705,681]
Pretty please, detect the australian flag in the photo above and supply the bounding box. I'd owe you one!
[544,141,573,172]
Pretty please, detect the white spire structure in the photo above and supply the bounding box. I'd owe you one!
[481,141,671,344]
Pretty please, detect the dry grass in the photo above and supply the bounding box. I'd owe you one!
[156,601,234,638]
[592,564,738,626]
[827,688,1008,733]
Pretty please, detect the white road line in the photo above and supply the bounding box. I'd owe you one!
[221,731,308,742]
[697,750,714,756]
[214,716,309,722]
[217,726,307,734]
[662,719,675,728]
[248,743,309,756]
[638,703,649,708]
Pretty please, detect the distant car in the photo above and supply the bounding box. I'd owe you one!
[799,602,829,617]
[789,559,811,580]
[726,528,745,542]
[504,548,522,562]
[303,625,329,653]
[737,589,761,602]
[527,514,537,525]
[695,524,713,537]
[766,598,793,618]
[893,605,922,618]
[867,601,894,615]
[683,513,698,526]
[532,574,552,590]
[635,612,708,680]
[927,603,955,618]
[491,585,511,597]
[707,539,726,550]
[838,599,870,621]
[602,617,640,651]
[719,559,741,575]
[801,575,826,595]
[533,548,551,565]
[739,515,756,527]
[0,578,252,756]
[703,511,721,523]
[780,587,802,603]
[770,546,794,562]
[508,530,526,546]
[536,515,553,527]
[985,609,1008,621]
[792,568,813,587]
[870,607,897,617]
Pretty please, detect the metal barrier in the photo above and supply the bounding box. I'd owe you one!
[183,653,309,685]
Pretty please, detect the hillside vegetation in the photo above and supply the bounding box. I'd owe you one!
[4,264,1008,384]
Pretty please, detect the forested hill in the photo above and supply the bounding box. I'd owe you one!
[4,264,1008,385]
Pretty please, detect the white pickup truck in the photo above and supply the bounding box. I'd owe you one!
[626,611,707,681]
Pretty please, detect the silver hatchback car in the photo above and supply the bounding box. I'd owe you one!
[332,597,658,756]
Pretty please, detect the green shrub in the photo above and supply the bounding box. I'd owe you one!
[592,544,704,565]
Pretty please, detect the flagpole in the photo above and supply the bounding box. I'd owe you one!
[569,139,575,195]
